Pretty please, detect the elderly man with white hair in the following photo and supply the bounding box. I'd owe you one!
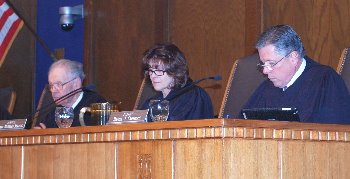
[34,59,106,129]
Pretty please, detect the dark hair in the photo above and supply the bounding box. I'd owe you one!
[255,24,306,58]
[142,43,189,90]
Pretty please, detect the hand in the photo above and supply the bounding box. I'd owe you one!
[33,123,47,129]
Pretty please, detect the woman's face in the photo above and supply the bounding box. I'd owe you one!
[147,62,174,97]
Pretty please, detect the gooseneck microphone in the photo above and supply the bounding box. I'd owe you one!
[26,84,96,128]
[47,84,96,107]
[165,75,222,101]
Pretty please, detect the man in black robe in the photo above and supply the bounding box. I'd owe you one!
[34,59,106,129]
[240,24,350,124]
[37,90,106,128]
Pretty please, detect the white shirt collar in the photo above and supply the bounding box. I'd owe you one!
[71,92,84,109]
[283,58,306,91]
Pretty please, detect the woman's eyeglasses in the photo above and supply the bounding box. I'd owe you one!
[146,69,166,76]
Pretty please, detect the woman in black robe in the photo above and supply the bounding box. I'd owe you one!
[138,43,214,121]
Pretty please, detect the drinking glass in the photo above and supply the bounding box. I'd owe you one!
[55,107,74,128]
[149,100,169,122]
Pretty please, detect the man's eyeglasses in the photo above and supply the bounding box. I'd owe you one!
[146,69,166,76]
[49,77,77,91]
[257,53,290,71]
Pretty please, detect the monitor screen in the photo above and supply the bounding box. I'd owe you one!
[241,108,300,122]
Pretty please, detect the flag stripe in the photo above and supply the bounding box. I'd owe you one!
[0,13,18,45]
[0,1,9,20]
[0,18,22,57]
[0,0,23,68]
[0,5,13,31]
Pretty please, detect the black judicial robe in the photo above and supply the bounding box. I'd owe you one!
[0,106,13,120]
[37,90,106,128]
[139,81,214,121]
[240,56,350,124]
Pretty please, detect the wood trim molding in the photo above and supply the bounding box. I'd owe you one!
[1,119,349,146]
[0,127,348,146]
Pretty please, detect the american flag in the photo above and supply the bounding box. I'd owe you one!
[0,0,23,68]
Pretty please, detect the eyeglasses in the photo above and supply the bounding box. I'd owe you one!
[49,77,77,91]
[257,53,290,71]
[146,69,166,76]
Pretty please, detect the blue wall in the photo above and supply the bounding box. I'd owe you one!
[35,0,84,105]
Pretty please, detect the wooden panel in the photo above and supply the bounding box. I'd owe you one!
[0,146,22,179]
[84,0,166,111]
[0,119,349,178]
[84,0,263,114]
[175,139,223,178]
[281,140,350,178]
[0,0,36,118]
[1,119,349,145]
[23,143,116,179]
[117,141,173,178]
[245,0,262,54]
[84,0,350,116]
[223,139,279,178]
[169,0,247,114]
[263,0,350,69]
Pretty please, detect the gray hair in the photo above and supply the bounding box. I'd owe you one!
[255,24,305,58]
[49,59,85,80]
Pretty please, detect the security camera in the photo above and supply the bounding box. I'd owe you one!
[60,15,74,31]
[59,5,83,31]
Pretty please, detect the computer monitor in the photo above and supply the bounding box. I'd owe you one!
[241,108,300,122]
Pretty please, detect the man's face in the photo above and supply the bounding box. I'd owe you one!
[48,66,81,106]
[258,45,298,88]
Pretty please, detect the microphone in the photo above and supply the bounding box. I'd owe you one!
[82,84,96,91]
[26,84,96,128]
[42,84,96,108]
[165,75,222,101]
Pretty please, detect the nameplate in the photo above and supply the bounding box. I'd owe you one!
[108,110,148,124]
[0,119,27,130]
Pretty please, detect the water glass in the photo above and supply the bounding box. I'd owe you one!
[149,100,169,122]
[55,107,74,128]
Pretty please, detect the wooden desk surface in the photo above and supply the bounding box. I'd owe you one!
[0,119,349,146]
[0,119,349,178]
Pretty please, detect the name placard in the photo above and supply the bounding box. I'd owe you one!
[0,119,27,130]
[108,110,148,124]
